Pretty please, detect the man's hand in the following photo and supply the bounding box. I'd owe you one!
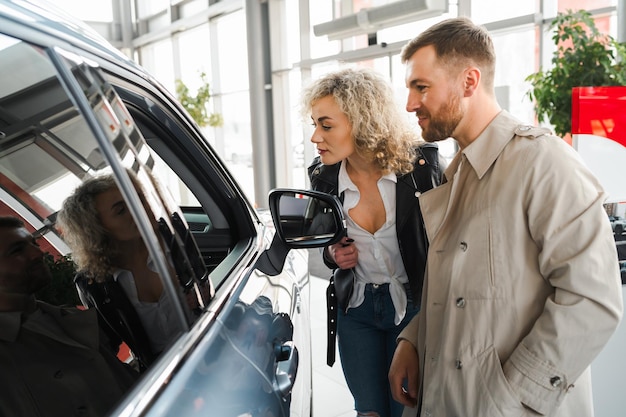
[389,339,420,408]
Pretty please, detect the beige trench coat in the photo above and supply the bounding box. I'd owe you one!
[399,111,623,417]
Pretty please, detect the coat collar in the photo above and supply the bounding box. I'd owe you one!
[445,110,519,182]
[0,302,100,350]
[337,160,397,196]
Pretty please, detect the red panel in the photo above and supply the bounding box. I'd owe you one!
[572,86,626,149]
[0,172,53,218]
[0,173,59,256]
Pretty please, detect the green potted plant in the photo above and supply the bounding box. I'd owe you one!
[525,9,626,137]
[175,71,224,128]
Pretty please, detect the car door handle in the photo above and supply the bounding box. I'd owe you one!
[274,341,299,397]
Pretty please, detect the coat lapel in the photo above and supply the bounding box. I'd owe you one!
[37,303,100,350]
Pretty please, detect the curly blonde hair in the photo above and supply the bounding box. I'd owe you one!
[301,67,419,175]
[57,173,148,282]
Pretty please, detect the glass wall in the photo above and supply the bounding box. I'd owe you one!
[139,38,176,93]
[52,0,113,21]
[471,0,537,23]
[212,10,253,200]
[136,0,169,20]
[54,0,622,201]
[176,25,213,86]
[129,6,256,201]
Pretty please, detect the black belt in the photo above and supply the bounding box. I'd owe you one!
[326,276,338,366]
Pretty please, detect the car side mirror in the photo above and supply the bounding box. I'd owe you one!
[255,189,345,276]
[269,188,345,248]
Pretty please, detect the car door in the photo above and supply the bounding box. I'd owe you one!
[96,56,315,417]
[0,19,312,417]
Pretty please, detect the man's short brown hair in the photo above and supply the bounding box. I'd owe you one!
[0,216,24,229]
[401,17,496,90]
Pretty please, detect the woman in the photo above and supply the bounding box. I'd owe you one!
[302,67,444,417]
[57,173,193,370]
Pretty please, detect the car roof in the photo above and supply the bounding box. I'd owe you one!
[0,0,140,74]
[1,0,193,133]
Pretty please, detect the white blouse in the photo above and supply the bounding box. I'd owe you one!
[113,257,188,354]
[338,161,409,325]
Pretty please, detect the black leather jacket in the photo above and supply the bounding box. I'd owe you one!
[307,142,444,308]
[75,274,157,371]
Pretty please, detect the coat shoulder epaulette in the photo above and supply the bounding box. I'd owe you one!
[514,125,553,139]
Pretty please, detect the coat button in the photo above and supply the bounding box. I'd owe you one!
[455,297,466,308]
[550,376,562,387]
[415,191,421,197]
[455,359,463,369]
[459,241,468,251]
[418,158,426,165]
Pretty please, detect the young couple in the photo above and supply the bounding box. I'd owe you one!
[303,17,622,417]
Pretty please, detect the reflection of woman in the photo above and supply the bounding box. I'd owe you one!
[57,174,190,370]
[302,68,444,417]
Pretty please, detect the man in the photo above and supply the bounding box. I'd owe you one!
[388,17,623,417]
[0,216,137,417]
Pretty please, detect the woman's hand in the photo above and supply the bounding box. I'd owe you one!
[327,237,358,269]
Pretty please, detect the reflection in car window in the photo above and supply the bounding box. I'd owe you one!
[111,88,240,286]
[0,33,211,373]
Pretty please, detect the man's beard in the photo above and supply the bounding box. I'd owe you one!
[26,260,52,293]
[420,93,463,142]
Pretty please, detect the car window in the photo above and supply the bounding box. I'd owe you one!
[0,32,211,366]
[106,78,260,290]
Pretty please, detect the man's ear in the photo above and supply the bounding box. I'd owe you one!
[463,67,480,97]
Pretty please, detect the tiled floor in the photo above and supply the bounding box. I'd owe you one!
[308,251,355,417]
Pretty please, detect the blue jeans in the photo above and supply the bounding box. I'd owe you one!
[337,283,419,417]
